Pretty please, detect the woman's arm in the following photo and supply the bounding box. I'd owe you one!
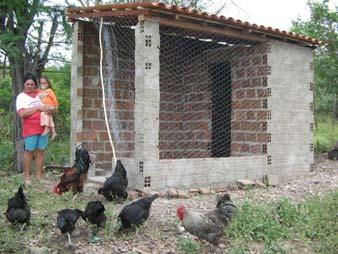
[18,105,52,118]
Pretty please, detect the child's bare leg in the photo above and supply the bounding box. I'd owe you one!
[42,126,50,136]
[51,127,57,140]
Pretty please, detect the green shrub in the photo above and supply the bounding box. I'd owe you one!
[314,115,338,153]
[45,137,70,165]
[0,140,14,173]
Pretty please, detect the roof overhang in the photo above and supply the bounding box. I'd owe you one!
[67,2,323,48]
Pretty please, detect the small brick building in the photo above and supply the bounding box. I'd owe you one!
[67,2,320,191]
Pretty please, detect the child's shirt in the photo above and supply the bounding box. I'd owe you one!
[39,88,58,107]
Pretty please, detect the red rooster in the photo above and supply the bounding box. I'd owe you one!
[53,147,91,195]
[176,193,236,244]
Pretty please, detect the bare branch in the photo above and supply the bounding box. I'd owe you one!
[214,1,227,15]
[38,11,59,74]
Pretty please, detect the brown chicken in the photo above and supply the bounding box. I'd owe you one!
[53,147,91,195]
[176,193,236,244]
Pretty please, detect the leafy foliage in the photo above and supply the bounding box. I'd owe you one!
[291,0,338,115]
[0,76,13,112]
[314,115,338,152]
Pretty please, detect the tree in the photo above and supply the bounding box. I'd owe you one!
[0,0,71,172]
[291,0,338,123]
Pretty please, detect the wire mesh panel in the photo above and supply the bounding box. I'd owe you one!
[159,26,270,159]
[91,16,137,160]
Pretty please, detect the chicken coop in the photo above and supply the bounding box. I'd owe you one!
[67,2,320,191]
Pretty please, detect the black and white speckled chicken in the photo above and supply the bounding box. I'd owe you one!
[176,193,236,244]
[6,185,31,231]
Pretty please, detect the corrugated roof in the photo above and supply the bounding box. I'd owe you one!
[67,2,323,46]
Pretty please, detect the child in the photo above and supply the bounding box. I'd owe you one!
[39,76,59,140]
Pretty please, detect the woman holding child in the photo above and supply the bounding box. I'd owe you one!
[16,73,57,185]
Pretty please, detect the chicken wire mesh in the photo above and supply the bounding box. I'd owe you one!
[159,25,270,159]
[93,16,137,159]
[89,16,270,161]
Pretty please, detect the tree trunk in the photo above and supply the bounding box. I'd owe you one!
[333,94,337,128]
[2,54,7,78]
[314,88,318,129]
[11,63,25,173]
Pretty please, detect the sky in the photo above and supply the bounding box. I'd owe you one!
[58,0,337,31]
[48,0,337,63]
[212,0,337,31]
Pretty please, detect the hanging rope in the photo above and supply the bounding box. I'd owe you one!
[99,17,117,167]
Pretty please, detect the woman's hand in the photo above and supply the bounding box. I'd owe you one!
[37,105,55,114]
[38,93,47,100]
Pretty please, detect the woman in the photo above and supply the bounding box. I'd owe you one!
[16,72,54,185]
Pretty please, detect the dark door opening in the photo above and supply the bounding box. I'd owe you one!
[209,62,232,157]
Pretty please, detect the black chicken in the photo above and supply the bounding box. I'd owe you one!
[83,201,106,228]
[98,160,128,202]
[118,194,159,231]
[56,208,84,246]
[6,185,31,231]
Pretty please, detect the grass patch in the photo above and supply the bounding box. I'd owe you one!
[0,174,117,253]
[314,115,338,153]
[45,137,70,165]
[0,136,69,175]
[177,237,202,254]
[225,192,338,254]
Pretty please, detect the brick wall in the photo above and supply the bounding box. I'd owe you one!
[159,38,214,159]
[230,44,271,156]
[159,35,270,159]
[79,22,135,169]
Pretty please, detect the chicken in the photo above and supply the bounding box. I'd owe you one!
[83,201,106,228]
[118,194,159,231]
[176,193,236,244]
[53,147,91,195]
[6,185,31,231]
[56,208,84,246]
[98,160,128,202]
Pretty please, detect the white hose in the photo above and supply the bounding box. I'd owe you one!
[99,17,117,167]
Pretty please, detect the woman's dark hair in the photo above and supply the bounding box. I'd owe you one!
[23,72,38,88]
[39,76,53,90]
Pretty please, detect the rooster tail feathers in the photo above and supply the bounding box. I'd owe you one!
[74,147,91,174]
[216,193,233,208]
[216,194,237,223]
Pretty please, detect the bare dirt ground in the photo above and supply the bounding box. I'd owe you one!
[36,155,338,254]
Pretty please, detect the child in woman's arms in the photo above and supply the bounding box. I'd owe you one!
[39,76,59,140]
